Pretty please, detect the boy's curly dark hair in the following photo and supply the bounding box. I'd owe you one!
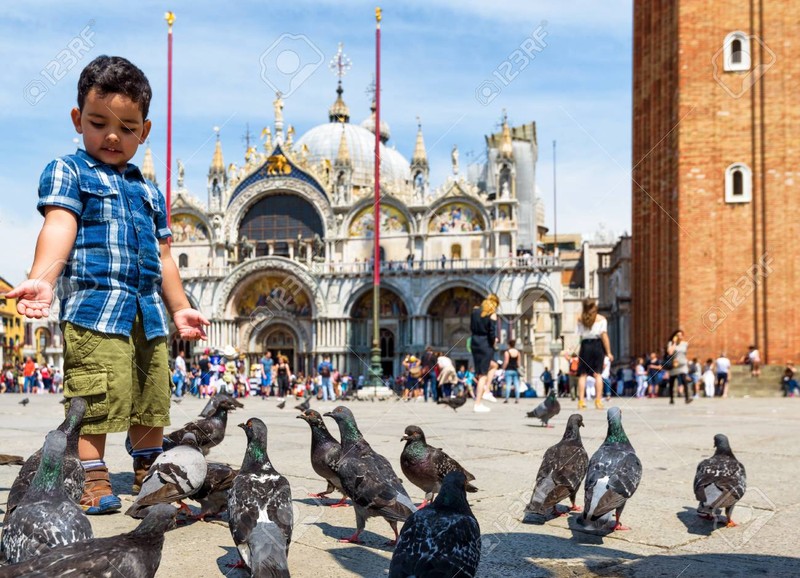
[77,55,152,119]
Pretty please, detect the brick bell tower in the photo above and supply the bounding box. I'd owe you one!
[632,1,800,364]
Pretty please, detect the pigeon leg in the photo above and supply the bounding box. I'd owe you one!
[612,509,630,531]
[418,499,429,509]
[329,496,350,508]
[309,491,331,498]
[551,505,567,517]
[339,530,363,544]
[725,505,737,527]
[569,493,582,512]
[225,559,247,569]
[384,521,400,546]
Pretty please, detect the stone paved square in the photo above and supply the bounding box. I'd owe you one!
[0,394,797,577]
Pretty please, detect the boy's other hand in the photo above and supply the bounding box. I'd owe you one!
[5,279,54,318]
[173,308,210,340]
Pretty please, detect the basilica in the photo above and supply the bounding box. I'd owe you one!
[137,74,566,380]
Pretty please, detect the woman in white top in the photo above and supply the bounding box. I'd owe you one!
[575,299,613,410]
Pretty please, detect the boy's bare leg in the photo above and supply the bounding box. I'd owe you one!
[129,425,164,450]
[78,433,107,461]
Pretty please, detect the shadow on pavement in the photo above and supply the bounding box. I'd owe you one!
[479,532,798,577]
[215,545,246,577]
[315,521,395,550]
[328,546,392,577]
[676,506,715,536]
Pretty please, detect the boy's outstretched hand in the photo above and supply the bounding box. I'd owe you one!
[173,308,210,340]
[5,279,54,318]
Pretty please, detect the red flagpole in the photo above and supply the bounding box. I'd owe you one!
[165,12,175,228]
[370,7,383,390]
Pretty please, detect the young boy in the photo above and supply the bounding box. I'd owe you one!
[6,55,208,514]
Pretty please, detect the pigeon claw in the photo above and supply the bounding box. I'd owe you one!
[570,504,583,512]
[329,497,350,508]
[308,492,329,499]
[339,532,363,544]
[612,522,631,531]
[726,519,738,528]
[226,560,248,569]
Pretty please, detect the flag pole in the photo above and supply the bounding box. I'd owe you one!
[165,11,175,230]
[370,7,383,396]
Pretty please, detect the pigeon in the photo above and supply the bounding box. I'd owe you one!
[163,397,241,455]
[694,434,747,527]
[190,462,239,521]
[525,414,589,518]
[18,397,29,407]
[295,397,310,412]
[228,418,293,571]
[297,409,347,507]
[582,407,642,531]
[126,433,208,519]
[0,454,24,466]
[527,389,560,427]
[437,395,467,412]
[276,399,286,410]
[324,406,416,545]
[0,430,93,564]
[0,503,177,578]
[199,393,244,418]
[248,521,291,578]
[59,397,68,405]
[4,397,87,523]
[400,425,477,507]
[172,398,183,405]
[389,471,481,578]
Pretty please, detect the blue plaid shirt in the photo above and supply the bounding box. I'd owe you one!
[37,149,172,340]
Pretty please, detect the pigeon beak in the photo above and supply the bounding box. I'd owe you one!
[296,414,305,420]
[237,423,246,430]
[401,435,409,441]
[323,411,333,417]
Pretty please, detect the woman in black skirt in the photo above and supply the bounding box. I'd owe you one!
[471,294,499,413]
[575,298,613,410]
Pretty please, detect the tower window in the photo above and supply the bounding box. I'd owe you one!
[723,32,750,72]
[178,253,189,268]
[725,163,752,203]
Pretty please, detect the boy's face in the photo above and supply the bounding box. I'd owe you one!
[71,88,151,171]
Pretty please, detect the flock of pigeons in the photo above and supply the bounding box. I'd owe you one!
[0,393,748,577]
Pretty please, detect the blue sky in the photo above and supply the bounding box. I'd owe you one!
[0,0,632,285]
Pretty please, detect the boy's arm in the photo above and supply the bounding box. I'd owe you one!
[160,240,209,340]
[5,207,78,318]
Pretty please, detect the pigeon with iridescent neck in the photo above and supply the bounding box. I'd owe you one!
[227,418,293,572]
[527,389,561,427]
[0,430,93,564]
[4,397,87,524]
[581,407,642,531]
[525,414,588,518]
[325,406,416,545]
[297,409,347,507]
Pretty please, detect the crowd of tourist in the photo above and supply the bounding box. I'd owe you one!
[0,356,63,394]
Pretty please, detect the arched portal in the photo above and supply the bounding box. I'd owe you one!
[240,194,324,258]
[259,324,301,375]
[426,287,484,369]
[350,288,410,378]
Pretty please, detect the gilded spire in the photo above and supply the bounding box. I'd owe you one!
[211,126,225,173]
[499,109,514,159]
[411,117,428,167]
[336,125,350,165]
[141,142,157,184]
[329,81,350,123]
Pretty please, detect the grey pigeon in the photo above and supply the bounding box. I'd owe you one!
[163,397,240,455]
[400,425,477,507]
[4,397,87,523]
[249,521,291,578]
[582,407,642,531]
[0,503,176,578]
[389,471,481,578]
[527,389,560,427]
[126,433,208,519]
[276,399,286,410]
[297,409,347,506]
[324,406,416,545]
[0,430,93,564]
[694,434,747,526]
[525,414,589,518]
[191,461,239,521]
[294,397,310,412]
[437,395,467,412]
[18,397,29,407]
[228,418,293,571]
[199,393,244,418]
[0,454,24,466]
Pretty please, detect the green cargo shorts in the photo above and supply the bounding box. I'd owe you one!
[62,317,171,435]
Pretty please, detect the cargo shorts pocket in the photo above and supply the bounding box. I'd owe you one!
[63,323,104,360]
[65,366,109,422]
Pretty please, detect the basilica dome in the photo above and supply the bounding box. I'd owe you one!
[295,122,410,188]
